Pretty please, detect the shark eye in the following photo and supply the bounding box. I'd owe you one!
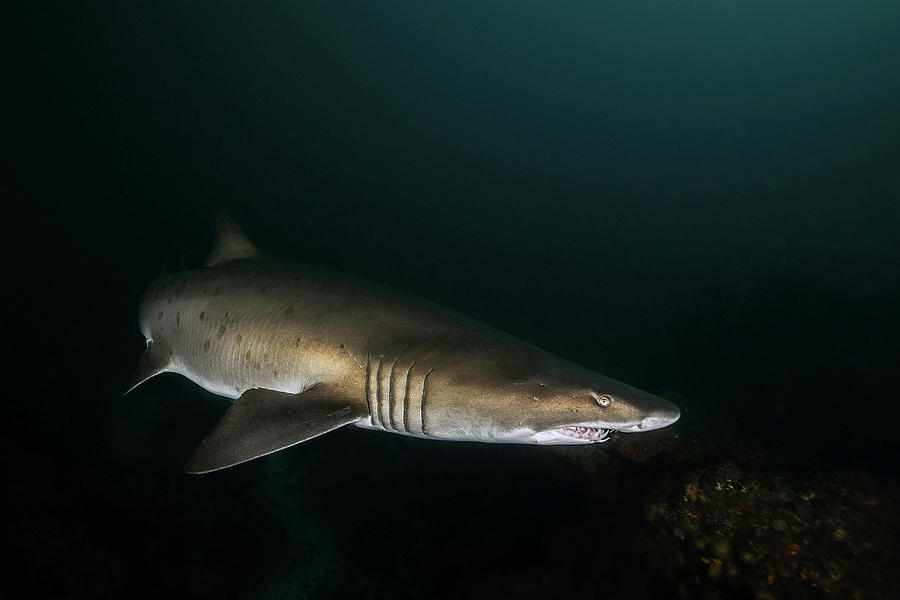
[594,393,612,407]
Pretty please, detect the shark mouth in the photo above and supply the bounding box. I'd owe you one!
[558,426,613,443]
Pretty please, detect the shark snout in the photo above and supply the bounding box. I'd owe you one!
[624,400,681,433]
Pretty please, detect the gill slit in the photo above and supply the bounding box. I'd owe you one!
[375,355,385,429]
[402,361,415,434]
[420,368,434,436]
[364,353,372,425]
[387,358,399,431]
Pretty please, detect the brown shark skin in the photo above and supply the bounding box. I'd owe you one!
[133,217,680,452]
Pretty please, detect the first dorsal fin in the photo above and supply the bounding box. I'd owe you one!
[204,214,262,267]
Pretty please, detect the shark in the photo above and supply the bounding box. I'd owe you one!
[127,215,681,473]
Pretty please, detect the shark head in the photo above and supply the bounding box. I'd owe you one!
[421,352,681,444]
[521,370,682,444]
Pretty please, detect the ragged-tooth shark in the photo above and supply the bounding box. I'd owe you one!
[127,216,680,473]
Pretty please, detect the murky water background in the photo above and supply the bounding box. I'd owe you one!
[8,2,899,598]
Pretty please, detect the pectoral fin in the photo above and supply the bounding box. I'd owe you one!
[185,385,361,474]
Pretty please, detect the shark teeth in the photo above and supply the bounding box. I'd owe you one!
[558,426,613,443]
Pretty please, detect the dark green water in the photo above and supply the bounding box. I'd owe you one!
[8,2,900,598]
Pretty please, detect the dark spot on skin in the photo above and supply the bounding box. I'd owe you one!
[273,370,278,377]
[224,312,229,319]
[176,312,180,325]
[218,324,227,338]
[340,343,344,348]
[245,350,251,361]
[264,353,269,361]
[235,334,242,344]
[204,340,210,352]
[199,311,205,320]
[284,306,294,316]
[295,337,301,347]
[159,311,164,319]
